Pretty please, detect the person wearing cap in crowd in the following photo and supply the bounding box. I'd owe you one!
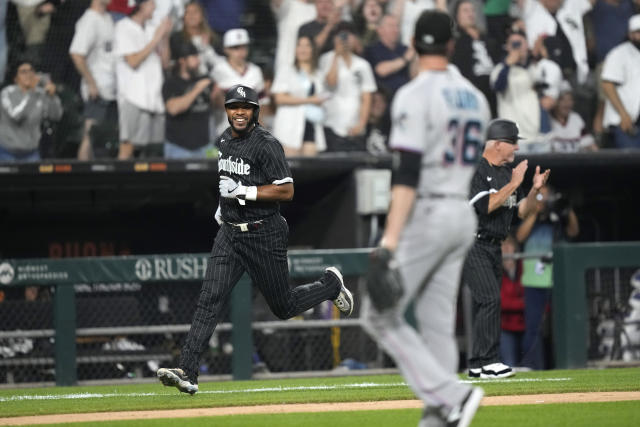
[162,40,220,159]
[601,14,640,149]
[113,0,173,159]
[211,28,265,136]
[362,10,491,427]
[463,118,550,380]
[156,84,354,395]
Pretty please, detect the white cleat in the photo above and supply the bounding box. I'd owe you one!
[479,362,515,379]
[157,368,198,395]
[327,267,354,316]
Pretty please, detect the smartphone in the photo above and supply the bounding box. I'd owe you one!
[37,73,51,88]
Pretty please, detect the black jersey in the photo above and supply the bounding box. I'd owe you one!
[468,157,523,240]
[217,125,293,223]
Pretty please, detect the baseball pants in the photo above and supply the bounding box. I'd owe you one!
[463,241,502,369]
[179,214,340,380]
[363,199,476,410]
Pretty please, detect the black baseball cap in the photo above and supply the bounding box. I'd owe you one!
[486,119,523,144]
[414,10,454,50]
[172,40,199,60]
[225,85,259,107]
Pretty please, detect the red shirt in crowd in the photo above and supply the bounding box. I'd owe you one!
[108,0,134,15]
[501,262,526,332]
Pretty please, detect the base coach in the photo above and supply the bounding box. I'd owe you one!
[463,119,550,379]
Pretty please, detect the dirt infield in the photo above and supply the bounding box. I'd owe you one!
[1,392,639,426]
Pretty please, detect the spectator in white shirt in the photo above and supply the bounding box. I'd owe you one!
[271,0,317,74]
[113,0,173,159]
[272,34,328,156]
[601,14,640,148]
[320,21,377,152]
[549,86,598,151]
[210,28,265,137]
[490,29,562,145]
[69,0,117,160]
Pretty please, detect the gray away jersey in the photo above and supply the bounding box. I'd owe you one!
[389,65,491,196]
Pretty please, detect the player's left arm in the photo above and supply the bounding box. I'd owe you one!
[258,135,295,202]
[381,150,420,251]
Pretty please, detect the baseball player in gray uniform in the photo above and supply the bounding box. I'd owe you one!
[363,11,490,427]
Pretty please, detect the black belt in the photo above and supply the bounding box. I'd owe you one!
[475,233,503,245]
[225,219,265,232]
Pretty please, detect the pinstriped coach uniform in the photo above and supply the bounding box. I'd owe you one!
[464,157,523,372]
[178,124,341,382]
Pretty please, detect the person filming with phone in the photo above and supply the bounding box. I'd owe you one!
[490,28,562,147]
[0,59,62,162]
[319,21,377,152]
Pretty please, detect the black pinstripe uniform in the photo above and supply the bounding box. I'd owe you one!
[463,157,523,370]
[178,124,341,381]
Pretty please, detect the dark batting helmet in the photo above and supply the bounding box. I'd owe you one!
[224,84,260,121]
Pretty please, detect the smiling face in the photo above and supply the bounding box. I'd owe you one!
[225,102,256,135]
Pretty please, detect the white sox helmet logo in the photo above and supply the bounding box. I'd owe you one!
[237,87,246,97]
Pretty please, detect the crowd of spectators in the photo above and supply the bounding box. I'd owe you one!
[1,0,640,161]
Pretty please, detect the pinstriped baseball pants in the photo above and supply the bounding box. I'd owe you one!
[179,214,340,380]
[463,241,503,369]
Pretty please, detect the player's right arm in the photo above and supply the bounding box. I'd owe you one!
[380,87,422,251]
[381,181,417,251]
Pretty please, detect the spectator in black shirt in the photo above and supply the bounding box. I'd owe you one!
[451,0,499,117]
[463,119,549,379]
[298,0,342,55]
[162,40,219,158]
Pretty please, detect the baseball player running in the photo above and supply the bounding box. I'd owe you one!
[157,84,354,394]
[363,11,490,427]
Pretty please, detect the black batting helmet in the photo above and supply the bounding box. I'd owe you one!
[225,84,260,121]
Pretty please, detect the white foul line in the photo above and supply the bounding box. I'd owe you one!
[0,378,572,403]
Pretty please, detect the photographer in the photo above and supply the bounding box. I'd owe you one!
[515,184,579,369]
[490,29,562,145]
[0,60,62,162]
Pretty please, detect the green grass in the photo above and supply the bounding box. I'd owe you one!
[33,401,640,427]
[0,368,638,419]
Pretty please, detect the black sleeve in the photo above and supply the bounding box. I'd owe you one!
[468,169,491,215]
[391,150,421,188]
[162,78,179,103]
[260,136,293,185]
